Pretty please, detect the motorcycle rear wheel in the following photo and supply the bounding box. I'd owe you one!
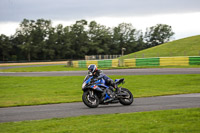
[82,90,99,108]
[119,88,134,105]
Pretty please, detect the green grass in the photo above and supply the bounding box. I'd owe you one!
[121,35,200,59]
[0,65,124,72]
[0,74,200,107]
[0,108,199,133]
[1,65,200,72]
[0,65,88,72]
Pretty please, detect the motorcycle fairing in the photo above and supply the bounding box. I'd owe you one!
[90,85,103,92]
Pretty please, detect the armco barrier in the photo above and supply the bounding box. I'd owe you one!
[124,56,200,67]
[98,60,112,67]
[73,56,200,68]
[72,59,119,68]
[189,56,200,65]
[78,60,86,68]
[112,59,119,67]
[72,61,79,67]
[160,57,189,66]
[124,59,136,67]
[86,60,98,67]
[136,58,160,66]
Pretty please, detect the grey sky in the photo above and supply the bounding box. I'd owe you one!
[0,0,200,39]
[0,0,200,22]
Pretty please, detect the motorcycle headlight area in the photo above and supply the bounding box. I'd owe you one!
[82,82,86,89]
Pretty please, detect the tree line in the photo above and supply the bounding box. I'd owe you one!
[0,19,174,61]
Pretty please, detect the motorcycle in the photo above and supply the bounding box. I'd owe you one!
[82,74,134,108]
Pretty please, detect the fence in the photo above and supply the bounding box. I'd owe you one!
[85,55,121,60]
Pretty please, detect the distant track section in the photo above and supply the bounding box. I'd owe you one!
[0,68,200,76]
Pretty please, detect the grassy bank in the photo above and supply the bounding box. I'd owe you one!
[0,108,199,133]
[120,35,200,59]
[0,74,200,107]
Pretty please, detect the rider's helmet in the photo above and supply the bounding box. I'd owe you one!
[88,64,98,75]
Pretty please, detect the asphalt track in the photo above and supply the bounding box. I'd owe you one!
[0,93,199,123]
[0,68,200,76]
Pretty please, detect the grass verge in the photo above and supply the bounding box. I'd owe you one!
[0,108,199,133]
[0,74,200,107]
[0,65,87,72]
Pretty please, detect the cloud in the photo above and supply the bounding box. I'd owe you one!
[0,0,200,22]
[0,22,19,36]
[0,0,199,40]
[1,12,200,40]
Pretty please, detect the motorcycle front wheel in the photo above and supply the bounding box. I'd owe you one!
[82,90,99,108]
[119,88,134,105]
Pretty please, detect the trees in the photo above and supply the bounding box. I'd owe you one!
[145,24,174,47]
[88,21,112,55]
[112,23,143,54]
[15,19,33,61]
[0,34,12,61]
[70,20,89,59]
[52,24,72,59]
[0,18,175,61]
[14,19,52,61]
[32,19,52,60]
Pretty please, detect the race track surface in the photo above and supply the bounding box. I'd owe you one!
[0,93,199,123]
[0,68,200,76]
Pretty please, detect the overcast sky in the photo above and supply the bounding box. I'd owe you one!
[0,0,200,40]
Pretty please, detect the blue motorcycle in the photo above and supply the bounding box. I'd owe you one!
[82,74,133,108]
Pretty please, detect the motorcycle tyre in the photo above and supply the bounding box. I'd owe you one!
[82,90,99,108]
[119,88,134,105]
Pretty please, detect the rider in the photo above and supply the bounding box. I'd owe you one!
[88,64,119,98]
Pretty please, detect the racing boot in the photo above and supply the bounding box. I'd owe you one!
[108,87,115,99]
[115,87,124,96]
[110,82,122,96]
[104,89,115,103]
